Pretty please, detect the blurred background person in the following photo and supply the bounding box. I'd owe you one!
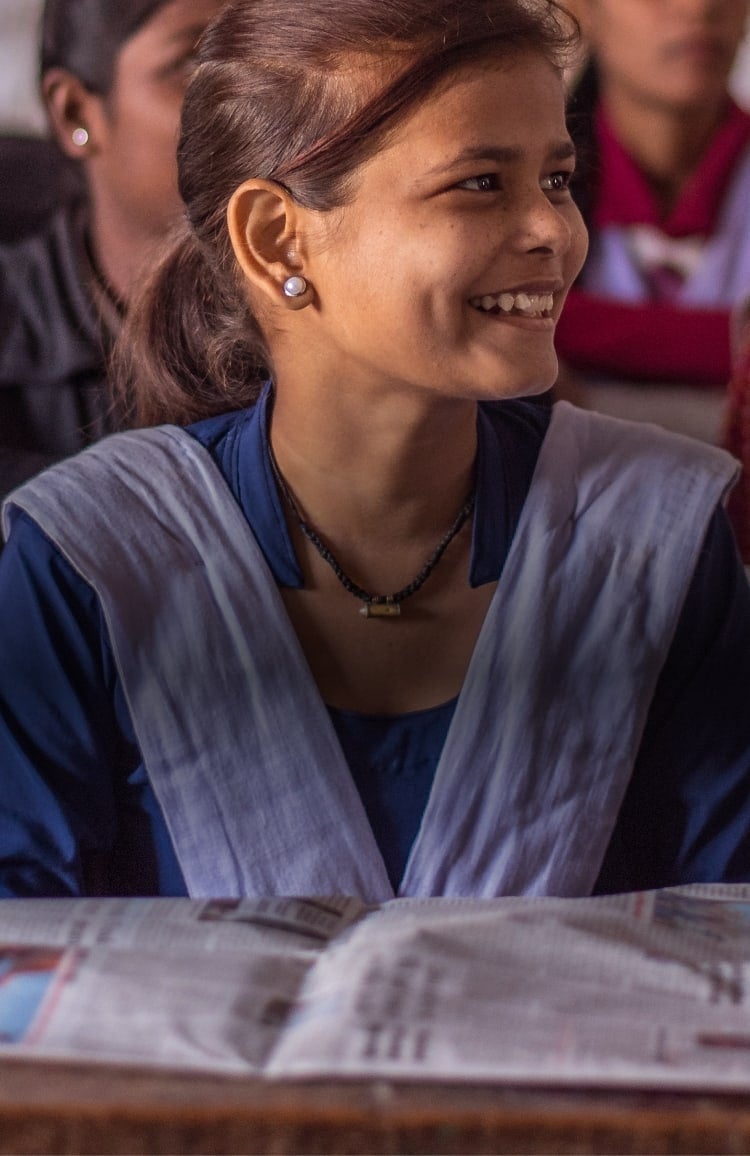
[0,0,46,135]
[556,0,750,442]
[0,0,80,248]
[0,0,225,499]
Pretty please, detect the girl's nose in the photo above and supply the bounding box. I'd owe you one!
[515,191,574,255]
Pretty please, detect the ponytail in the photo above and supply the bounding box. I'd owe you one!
[111,228,268,428]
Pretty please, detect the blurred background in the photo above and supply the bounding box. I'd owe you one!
[0,0,748,136]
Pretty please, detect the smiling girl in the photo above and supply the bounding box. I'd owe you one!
[1,0,750,901]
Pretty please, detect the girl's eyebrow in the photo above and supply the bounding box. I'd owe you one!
[426,139,577,176]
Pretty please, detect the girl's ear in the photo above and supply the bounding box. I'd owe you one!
[227,179,313,310]
[41,68,105,160]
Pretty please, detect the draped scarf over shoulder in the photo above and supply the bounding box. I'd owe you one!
[3,404,737,899]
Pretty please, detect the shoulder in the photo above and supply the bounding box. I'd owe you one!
[2,427,188,539]
[1,418,254,585]
[479,395,736,486]
[0,202,85,291]
[549,401,736,478]
[535,405,739,579]
[3,404,257,531]
[185,405,257,455]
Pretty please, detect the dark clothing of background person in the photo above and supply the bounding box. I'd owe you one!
[0,0,224,503]
[0,201,120,499]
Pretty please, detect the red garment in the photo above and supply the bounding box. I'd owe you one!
[556,101,750,387]
[593,101,750,237]
[557,293,731,384]
[724,324,750,561]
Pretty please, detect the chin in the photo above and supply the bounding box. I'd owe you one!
[439,349,560,403]
[468,377,552,404]
[513,383,555,402]
[493,362,560,402]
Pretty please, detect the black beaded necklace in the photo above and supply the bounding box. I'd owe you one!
[267,438,476,618]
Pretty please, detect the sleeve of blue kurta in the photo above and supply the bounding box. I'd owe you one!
[0,509,129,896]
[596,507,750,892]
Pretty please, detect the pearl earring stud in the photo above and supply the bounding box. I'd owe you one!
[283,275,307,298]
[72,127,89,147]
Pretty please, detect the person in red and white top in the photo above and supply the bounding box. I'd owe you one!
[556,0,750,413]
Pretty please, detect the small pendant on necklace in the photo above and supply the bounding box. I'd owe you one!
[360,602,401,618]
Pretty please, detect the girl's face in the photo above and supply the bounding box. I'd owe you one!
[581,0,749,113]
[296,52,588,404]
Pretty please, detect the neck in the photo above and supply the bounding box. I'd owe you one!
[601,85,729,213]
[87,201,163,306]
[269,381,479,547]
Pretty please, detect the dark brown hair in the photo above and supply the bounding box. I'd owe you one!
[115,0,578,427]
[41,0,168,94]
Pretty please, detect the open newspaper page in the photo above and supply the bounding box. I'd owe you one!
[6,887,750,1086]
[268,885,750,1091]
[0,896,367,1073]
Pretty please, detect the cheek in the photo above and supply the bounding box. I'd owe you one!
[120,86,183,155]
[118,137,178,203]
[316,212,469,334]
[337,236,430,309]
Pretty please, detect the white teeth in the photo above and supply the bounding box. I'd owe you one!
[470,291,554,315]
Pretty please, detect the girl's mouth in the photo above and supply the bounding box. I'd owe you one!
[469,291,554,318]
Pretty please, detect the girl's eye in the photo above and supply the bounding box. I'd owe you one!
[456,174,500,192]
[541,171,573,193]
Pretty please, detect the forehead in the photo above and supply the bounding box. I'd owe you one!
[380,53,569,168]
[126,0,223,51]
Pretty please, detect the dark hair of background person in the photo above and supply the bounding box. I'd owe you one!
[565,58,599,231]
[40,0,167,94]
[113,0,579,429]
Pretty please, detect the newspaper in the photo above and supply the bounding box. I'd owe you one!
[5,886,750,1088]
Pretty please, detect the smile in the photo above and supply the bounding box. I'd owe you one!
[469,291,554,318]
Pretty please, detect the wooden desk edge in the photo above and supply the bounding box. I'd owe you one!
[2,1060,750,1154]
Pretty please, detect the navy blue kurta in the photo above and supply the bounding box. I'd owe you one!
[1,385,750,896]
